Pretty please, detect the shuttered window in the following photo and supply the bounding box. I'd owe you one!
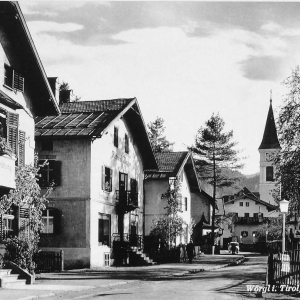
[6,112,18,157]
[102,166,112,192]
[4,64,24,92]
[19,206,30,239]
[114,126,118,148]
[18,130,25,166]
[13,70,25,92]
[125,134,129,153]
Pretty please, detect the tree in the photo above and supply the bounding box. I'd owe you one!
[189,113,243,251]
[150,179,187,247]
[254,217,285,242]
[274,66,300,213]
[59,81,81,103]
[147,117,174,153]
[0,158,53,273]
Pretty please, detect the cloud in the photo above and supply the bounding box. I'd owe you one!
[27,21,84,34]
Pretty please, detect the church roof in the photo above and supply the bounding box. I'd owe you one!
[258,100,280,150]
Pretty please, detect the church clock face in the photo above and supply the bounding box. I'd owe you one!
[265,152,274,162]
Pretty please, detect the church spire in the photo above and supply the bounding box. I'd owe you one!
[258,96,280,150]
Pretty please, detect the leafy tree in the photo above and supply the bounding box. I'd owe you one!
[189,113,243,250]
[59,81,81,103]
[274,66,300,213]
[254,217,285,242]
[150,179,186,247]
[147,117,174,153]
[0,158,53,273]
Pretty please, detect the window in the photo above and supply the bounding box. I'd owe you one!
[239,202,243,207]
[114,126,118,148]
[184,197,188,211]
[102,166,112,192]
[3,215,14,239]
[244,213,249,218]
[4,64,24,92]
[266,166,274,181]
[246,202,249,207]
[41,140,53,151]
[98,214,110,246]
[130,178,138,204]
[125,134,129,154]
[253,213,258,219]
[0,109,7,138]
[38,160,62,187]
[42,209,54,234]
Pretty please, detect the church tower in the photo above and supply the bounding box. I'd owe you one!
[258,96,280,205]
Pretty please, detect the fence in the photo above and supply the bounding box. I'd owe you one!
[267,249,300,287]
[35,250,64,273]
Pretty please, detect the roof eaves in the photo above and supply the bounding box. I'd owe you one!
[97,98,136,137]
[13,2,60,115]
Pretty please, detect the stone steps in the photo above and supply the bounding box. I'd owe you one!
[0,269,26,288]
[129,247,157,266]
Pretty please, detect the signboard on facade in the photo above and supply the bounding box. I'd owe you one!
[241,231,248,237]
[0,155,16,189]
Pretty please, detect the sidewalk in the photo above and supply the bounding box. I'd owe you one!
[0,254,245,300]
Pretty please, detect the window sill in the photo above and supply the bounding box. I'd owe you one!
[3,84,14,92]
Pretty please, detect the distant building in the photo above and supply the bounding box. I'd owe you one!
[144,151,213,246]
[219,99,281,247]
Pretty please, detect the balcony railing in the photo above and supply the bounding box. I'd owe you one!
[112,233,143,249]
[115,190,139,213]
[236,217,269,224]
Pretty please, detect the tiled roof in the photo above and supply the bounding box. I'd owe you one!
[60,99,134,113]
[35,99,135,137]
[155,151,189,173]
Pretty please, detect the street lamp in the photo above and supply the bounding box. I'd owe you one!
[280,199,289,253]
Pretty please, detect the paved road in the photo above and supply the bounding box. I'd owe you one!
[41,255,268,300]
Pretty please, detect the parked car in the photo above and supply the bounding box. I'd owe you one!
[228,242,239,254]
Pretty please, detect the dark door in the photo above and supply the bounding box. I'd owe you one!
[130,222,138,246]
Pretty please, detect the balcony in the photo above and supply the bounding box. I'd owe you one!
[235,217,269,225]
[115,190,139,213]
[0,154,16,189]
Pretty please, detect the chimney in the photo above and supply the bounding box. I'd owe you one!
[59,89,71,104]
[47,77,59,104]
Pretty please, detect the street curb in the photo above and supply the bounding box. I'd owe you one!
[15,281,135,300]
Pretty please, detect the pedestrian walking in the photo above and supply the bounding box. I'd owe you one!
[186,240,195,264]
[179,243,186,262]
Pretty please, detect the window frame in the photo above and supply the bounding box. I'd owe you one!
[266,166,274,182]
[102,166,112,192]
[125,133,129,154]
[239,202,243,207]
[114,126,118,148]
[41,209,54,234]
[38,160,61,187]
[246,202,249,207]
[98,213,111,246]
[4,64,24,92]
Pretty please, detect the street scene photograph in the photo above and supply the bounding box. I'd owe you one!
[1,1,300,299]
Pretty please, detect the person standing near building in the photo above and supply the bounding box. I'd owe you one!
[186,240,195,264]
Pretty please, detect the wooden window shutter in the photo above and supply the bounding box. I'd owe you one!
[0,215,3,242]
[102,166,105,190]
[19,206,30,239]
[109,168,112,192]
[13,70,24,92]
[98,218,104,243]
[53,161,62,186]
[6,112,18,157]
[18,130,25,166]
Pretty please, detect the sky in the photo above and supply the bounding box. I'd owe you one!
[18,1,300,175]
